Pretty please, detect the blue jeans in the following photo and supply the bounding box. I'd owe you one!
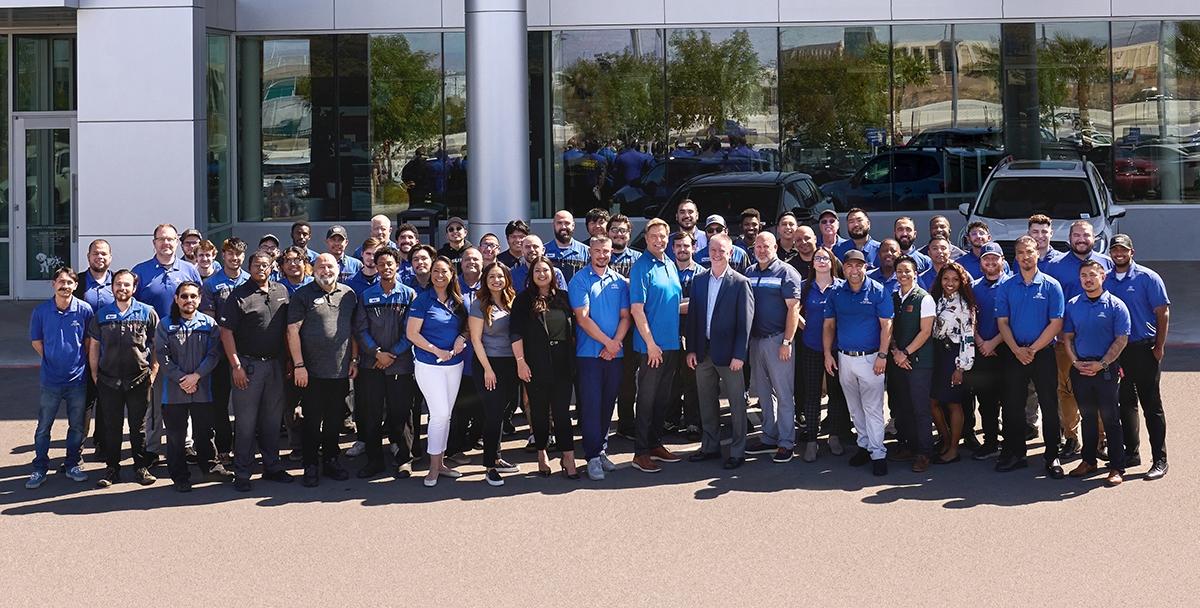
[34,383,87,474]
[578,357,622,460]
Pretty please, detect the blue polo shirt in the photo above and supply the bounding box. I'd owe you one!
[825,278,894,352]
[1104,262,1170,342]
[833,238,881,268]
[1044,250,1113,301]
[568,265,630,358]
[80,271,114,311]
[918,265,942,292]
[30,297,94,387]
[334,254,364,283]
[866,268,900,294]
[1064,291,1131,360]
[957,250,1010,283]
[297,246,318,263]
[994,271,1064,347]
[970,273,1010,341]
[201,269,250,317]
[629,252,683,353]
[695,242,750,269]
[456,276,481,377]
[802,279,843,352]
[132,257,202,320]
[345,270,380,296]
[898,247,932,273]
[545,238,589,283]
[280,275,313,294]
[409,290,465,366]
[744,259,803,338]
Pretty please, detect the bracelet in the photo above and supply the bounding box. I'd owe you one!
[293,362,305,368]
[516,356,525,361]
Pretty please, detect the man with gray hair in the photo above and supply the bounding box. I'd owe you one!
[354,214,393,259]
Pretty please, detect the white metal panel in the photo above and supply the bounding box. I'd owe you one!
[1112,0,1200,16]
[892,0,1003,21]
[664,0,777,24]
[335,0,442,30]
[550,0,665,27]
[443,0,465,28]
[779,0,891,23]
[527,0,548,26]
[235,0,333,31]
[78,0,196,7]
[1002,0,1111,19]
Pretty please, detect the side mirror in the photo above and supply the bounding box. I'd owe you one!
[1110,204,1127,219]
[643,205,660,219]
[958,202,970,217]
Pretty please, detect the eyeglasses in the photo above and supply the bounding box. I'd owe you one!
[608,228,630,235]
[819,219,837,225]
[813,255,832,263]
[705,226,725,234]
[448,226,465,232]
[481,242,500,249]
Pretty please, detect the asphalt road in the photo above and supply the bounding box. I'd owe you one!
[0,365,1196,606]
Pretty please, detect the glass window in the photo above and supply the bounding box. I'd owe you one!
[206,34,232,228]
[1034,22,1113,160]
[15,35,75,112]
[529,31,550,217]
[444,33,468,219]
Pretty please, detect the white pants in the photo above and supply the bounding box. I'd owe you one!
[837,352,887,460]
[414,361,463,456]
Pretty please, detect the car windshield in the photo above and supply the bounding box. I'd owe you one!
[977,177,1098,219]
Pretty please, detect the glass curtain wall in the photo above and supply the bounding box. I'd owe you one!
[207,34,232,233]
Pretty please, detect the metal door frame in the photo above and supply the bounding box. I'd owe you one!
[11,111,76,298]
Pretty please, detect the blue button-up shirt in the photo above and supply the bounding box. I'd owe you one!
[630,251,683,353]
[825,278,894,352]
[568,265,630,358]
[1104,262,1170,342]
[131,257,202,320]
[1064,291,1131,360]
[995,271,1064,346]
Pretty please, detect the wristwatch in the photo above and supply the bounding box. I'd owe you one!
[1101,359,1110,370]
[876,352,887,360]
[782,338,793,346]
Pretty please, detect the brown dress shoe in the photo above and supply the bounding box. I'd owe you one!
[649,446,681,463]
[1105,470,1124,487]
[1069,461,1098,478]
[911,455,930,473]
[631,455,661,473]
[889,448,916,462]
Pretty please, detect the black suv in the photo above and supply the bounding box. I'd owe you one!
[633,171,834,248]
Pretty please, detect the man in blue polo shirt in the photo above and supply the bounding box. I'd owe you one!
[967,242,1010,460]
[743,232,803,463]
[957,221,1009,281]
[867,239,901,294]
[817,209,848,252]
[28,267,94,489]
[546,210,589,283]
[290,221,320,263]
[201,237,249,318]
[569,236,631,481]
[324,225,364,283]
[1044,220,1113,458]
[629,218,684,473]
[1105,234,1170,480]
[74,238,114,460]
[1063,259,1130,486]
[995,235,1066,478]
[892,217,931,273]
[133,223,201,459]
[833,208,880,267]
[823,249,894,476]
[918,235,953,291]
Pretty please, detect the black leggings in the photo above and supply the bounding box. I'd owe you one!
[526,344,575,454]
[474,356,518,467]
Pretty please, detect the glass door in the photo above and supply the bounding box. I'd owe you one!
[12,114,75,297]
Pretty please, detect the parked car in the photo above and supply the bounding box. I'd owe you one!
[632,171,834,249]
[820,147,1004,212]
[957,157,1126,256]
[1129,144,1200,197]
[905,127,1002,150]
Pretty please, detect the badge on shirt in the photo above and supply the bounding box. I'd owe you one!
[904,305,913,313]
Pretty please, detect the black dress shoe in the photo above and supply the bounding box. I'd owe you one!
[872,459,888,476]
[234,477,252,492]
[323,461,350,481]
[1144,459,1168,481]
[688,451,721,463]
[173,480,192,493]
[357,461,386,479]
[302,465,319,487]
[995,456,1028,472]
[264,469,294,483]
[722,457,745,470]
[1124,454,1142,468]
[1059,437,1081,459]
[849,448,871,467]
[1045,459,1065,479]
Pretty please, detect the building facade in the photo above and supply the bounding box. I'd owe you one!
[2,0,1199,298]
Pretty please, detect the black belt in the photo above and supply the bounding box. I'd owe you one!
[838,349,877,357]
[752,331,783,340]
[1078,356,1103,362]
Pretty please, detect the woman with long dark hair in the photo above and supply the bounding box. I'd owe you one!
[929,261,977,464]
[406,256,469,487]
[797,246,850,462]
[511,256,579,478]
[469,262,521,486]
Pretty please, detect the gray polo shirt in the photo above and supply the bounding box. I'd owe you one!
[469,298,515,358]
[287,281,358,379]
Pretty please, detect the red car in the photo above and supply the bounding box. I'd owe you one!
[1113,156,1158,200]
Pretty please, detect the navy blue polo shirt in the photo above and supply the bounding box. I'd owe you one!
[334,254,364,283]
[994,271,1064,346]
[568,265,630,358]
[866,268,899,294]
[802,279,843,352]
[80,271,114,311]
[918,265,941,292]
[629,251,683,353]
[1044,250,1113,301]
[201,269,250,317]
[825,278,894,352]
[1104,262,1170,342]
[132,257,202,320]
[609,248,642,278]
[409,290,465,366]
[545,238,589,283]
[744,258,803,338]
[833,238,881,268]
[1064,291,1131,360]
[30,297,93,387]
[970,273,1010,341]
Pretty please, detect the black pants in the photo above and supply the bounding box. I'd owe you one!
[527,344,575,454]
[211,358,234,454]
[356,369,417,466]
[163,401,216,482]
[616,332,638,436]
[302,377,349,466]
[409,388,426,460]
[634,350,680,455]
[447,373,483,457]
[966,344,1007,445]
[666,351,700,429]
[887,363,934,456]
[1001,347,1060,463]
[85,374,107,454]
[1118,341,1167,462]
[99,379,153,471]
[1072,368,1126,470]
[799,346,852,442]
[474,357,517,467]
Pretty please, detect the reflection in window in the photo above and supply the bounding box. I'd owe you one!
[206,34,231,228]
[1035,23,1113,157]
[444,33,468,219]
[15,35,75,112]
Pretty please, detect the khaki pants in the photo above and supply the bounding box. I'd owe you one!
[1054,343,1081,440]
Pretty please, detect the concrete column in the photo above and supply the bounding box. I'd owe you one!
[465,0,529,242]
[76,1,206,271]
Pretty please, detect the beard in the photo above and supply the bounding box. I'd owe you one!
[848,227,868,240]
[555,228,571,242]
[896,236,913,250]
[315,274,337,288]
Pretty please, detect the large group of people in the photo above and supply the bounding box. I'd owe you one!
[26,204,1171,494]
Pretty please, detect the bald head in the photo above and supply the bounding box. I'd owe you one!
[313,253,339,288]
[523,234,545,263]
[753,231,778,265]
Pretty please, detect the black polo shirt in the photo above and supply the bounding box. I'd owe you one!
[219,279,289,358]
[287,281,358,379]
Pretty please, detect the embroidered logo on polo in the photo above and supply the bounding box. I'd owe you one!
[1033,291,1047,300]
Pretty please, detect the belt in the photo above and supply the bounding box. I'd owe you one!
[752,331,783,340]
[1078,356,1103,362]
[838,349,877,357]
[239,353,276,361]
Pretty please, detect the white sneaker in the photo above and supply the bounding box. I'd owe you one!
[346,441,366,457]
[494,459,520,474]
[65,465,88,483]
[599,452,617,472]
[587,458,606,480]
[423,476,437,487]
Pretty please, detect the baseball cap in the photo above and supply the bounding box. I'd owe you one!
[843,250,866,264]
[327,225,348,239]
[259,233,280,246]
[705,214,726,228]
[1110,234,1134,250]
[818,209,838,220]
[446,216,466,230]
[979,242,1003,258]
[180,228,202,240]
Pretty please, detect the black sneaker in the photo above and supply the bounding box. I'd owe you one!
[323,460,350,481]
[302,465,319,487]
[872,460,888,476]
[685,425,701,442]
[745,440,778,455]
[502,420,517,437]
[849,448,871,467]
[263,469,294,483]
[1025,424,1038,441]
[234,477,252,492]
[995,456,1028,472]
[135,467,157,486]
[485,469,504,487]
[173,480,192,493]
[972,442,1001,461]
[1125,454,1142,468]
[357,461,386,479]
[772,448,794,464]
[95,468,120,488]
[961,434,983,452]
[1059,437,1081,459]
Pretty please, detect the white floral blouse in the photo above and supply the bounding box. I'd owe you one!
[933,293,975,370]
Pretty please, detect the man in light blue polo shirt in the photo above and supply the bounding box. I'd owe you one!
[201,237,249,318]
[546,210,589,283]
[569,236,631,481]
[823,249,894,475]
[867,239,901,294]
[629,218,684,473]
[995,235,1066,478]
[28,267,94,489]
[76,239,115,311]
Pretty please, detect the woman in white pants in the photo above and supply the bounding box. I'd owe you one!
[406,256,469,486]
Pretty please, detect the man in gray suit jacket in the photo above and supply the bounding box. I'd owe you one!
[685,233,754,469]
